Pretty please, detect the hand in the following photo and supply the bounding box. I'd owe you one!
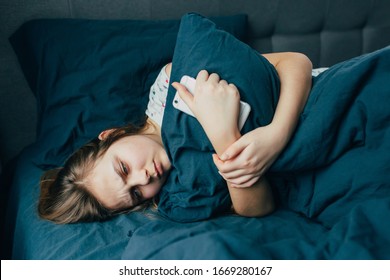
[172,70,241,153]
[213,123,288,188]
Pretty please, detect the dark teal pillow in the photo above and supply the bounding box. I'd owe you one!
[9,16,247,168]
[159,13,280,222]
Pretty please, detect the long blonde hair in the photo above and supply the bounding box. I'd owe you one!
[38,120,154,224]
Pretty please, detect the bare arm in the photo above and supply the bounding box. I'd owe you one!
[172,52,312,217]
[173,71,274,217]
[261,52,313,148]
[216,52,312,188]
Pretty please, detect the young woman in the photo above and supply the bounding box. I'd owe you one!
[39,52,312,224]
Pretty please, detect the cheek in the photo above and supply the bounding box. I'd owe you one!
[153,182,163,196]
[146,182,163,199]
[126,148,146,167]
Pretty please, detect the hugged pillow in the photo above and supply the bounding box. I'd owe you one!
[158,13,280,222]
[10,16,247,168]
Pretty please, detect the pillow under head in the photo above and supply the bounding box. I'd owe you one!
[9,16,247,168]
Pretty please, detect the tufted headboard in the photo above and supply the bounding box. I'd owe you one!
[1,0,390,168]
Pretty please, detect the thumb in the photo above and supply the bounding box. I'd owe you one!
[172,82,194,107]
[220,138,247,161]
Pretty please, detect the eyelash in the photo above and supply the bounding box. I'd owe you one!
[119,161,142,201]
[118,161,142,202]
[120,161,129,175]
[133,188,142,201]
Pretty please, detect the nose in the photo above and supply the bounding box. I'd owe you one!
[133,169,150,186]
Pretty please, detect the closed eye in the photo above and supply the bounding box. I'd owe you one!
[131,188,143,204]
[120,161,129,176]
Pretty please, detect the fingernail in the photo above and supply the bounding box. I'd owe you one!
[220,154,228,161]
[218,171,225,179]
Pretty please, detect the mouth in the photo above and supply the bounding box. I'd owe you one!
[153,160,163,179]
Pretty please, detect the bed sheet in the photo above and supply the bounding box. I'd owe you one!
[7,145,327,259]
[6,141,390,259]
[5,147,149,259]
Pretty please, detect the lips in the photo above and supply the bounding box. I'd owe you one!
[153,161,163,178]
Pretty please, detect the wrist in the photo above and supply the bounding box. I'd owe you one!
[208,129,241,156]
[267,121,293,151]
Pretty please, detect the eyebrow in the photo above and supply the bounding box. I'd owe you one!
[114,156,126,185]
[112,157,135,207]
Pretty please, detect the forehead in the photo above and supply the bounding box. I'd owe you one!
[102,135,150,159]
[110,134,146,146]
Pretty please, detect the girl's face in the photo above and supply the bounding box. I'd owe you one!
[87,134,171,210]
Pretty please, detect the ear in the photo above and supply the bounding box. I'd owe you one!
[98,128,116,140]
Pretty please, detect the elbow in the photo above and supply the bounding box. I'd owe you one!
[234,200,275,218]
[291,52,313,71]
[279,52,312,71]
[271,52,313,81]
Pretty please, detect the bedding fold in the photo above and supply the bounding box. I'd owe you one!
[270,46,390,228]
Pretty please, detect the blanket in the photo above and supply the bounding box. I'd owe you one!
[122,46,390,259]
[270,46,390,229]
[158,14,390,236]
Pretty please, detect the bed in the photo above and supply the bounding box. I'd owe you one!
[1,0,390,260]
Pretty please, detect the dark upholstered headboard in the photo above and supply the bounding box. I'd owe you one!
[1,0,390,167]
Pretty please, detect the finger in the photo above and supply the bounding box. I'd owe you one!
[221,156,268,180]
[228,83,238,91]
[231,176,260,188]
[228,174,259,186]
[212,154,234,172]
[212,153,226,169]
[217,170,227,181]
[212,153,223,167]
[213,154,248,174]
[214,154,256,185]
[196,70,209,82]
[219,168,256,180]
[219,79,228,86]
[220,137,248,161]
[172,82,194,106]
[208,73,220,83]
